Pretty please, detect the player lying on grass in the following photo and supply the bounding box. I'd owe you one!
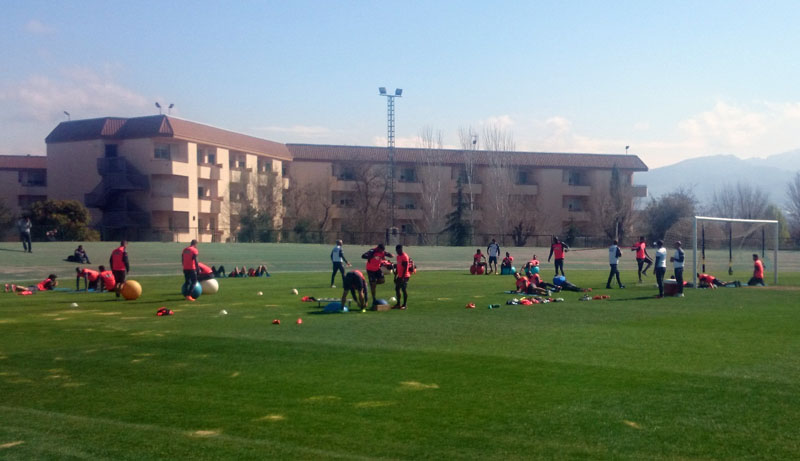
[5,274,58,294]
[552,275,589,292]
[529,272,560,292]
[697,273,741,288]
[341,270,368,310]
[76,267,101,291]
[513,272,549,296]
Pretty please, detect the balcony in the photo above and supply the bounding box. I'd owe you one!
[198,163,221,180]
[150,195,191,211]
[564,184,592,195]
[394,181,423,193]
[199,197,222,214]
[510,184,539,196]
[229,168,252,183]
[449,180,482,194]
[565,210,590,221]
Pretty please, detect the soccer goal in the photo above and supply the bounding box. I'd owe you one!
[691,216,779,287]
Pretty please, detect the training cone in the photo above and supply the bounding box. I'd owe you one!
[272,319,280,325]
[296,318,303,325]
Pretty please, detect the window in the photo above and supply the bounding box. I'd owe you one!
[104,144,118,158]
[563,197,585,211]
[517,171,529,185]
[198,187,206,198]
[154,144,171,160]
[564,170,584,186]
[400,167,416,182]
[207,154,216,165]
[334,164,356,181]
[19,170,46,187]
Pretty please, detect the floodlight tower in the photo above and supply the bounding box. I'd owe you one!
[379,87,402,228]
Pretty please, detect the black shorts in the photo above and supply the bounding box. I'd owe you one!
[395,277,408,290]
[488,256,498,264]
[367,270,384,284]
[112,270,126,284]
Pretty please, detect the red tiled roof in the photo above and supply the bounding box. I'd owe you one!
[286,144,649,171]
[46,116,291,161]
[0,154,47,170]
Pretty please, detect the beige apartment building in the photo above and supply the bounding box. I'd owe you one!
[44,115,290,242]
[284,144,647,241]
[1,115,648,243]
[0,155,48,220]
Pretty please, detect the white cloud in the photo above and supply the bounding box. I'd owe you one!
[0,67,149,123]
[480,115,515,130]
[678,101,768,150]
[24,19,56,35]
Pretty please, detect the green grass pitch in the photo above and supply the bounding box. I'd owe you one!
[1,242,799,459]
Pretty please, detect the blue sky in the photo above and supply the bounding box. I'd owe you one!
[2,0,800,168]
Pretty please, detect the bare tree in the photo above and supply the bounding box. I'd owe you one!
[341,161,390,236]
[457,126,480,240]
[591,166,636,243]
[284,179,334,233]
[480,125,516,238]
[710,182,771,219]
[416,126,448,240]
[788,172,800,240]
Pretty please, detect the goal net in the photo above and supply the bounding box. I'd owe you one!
[688,216,779,287]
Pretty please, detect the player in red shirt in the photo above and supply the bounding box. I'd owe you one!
[748,254,766,286]
[548,237,569,276]
[75,267,101,291]
[631,236,653,282]
[472,249,488,274]
[98,266,116,292]
[363,243,394,306]
[181,240,199,301]
[197,262,214,282]
[109,241,129,298]
[513,272,530,293]
[393,244,413,309]
[697,272,740,289]
[341,269,368,310]
[501,252,514,274]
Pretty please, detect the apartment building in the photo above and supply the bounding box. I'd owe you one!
[284,144,648,238]
[44,115,290,242]
[0,155,48,218]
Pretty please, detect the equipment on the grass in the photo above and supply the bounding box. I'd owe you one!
[156,307,173,316]
[692,216,779,287]
[121,280,142,300]
[292,288,299,295]
[200,278,219,294]
[70,302,78,308]
[323,302,348,313]
[182,282,202,299]
[389,296,397,304]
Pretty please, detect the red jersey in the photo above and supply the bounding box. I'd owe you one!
[366,248,389,272]
[396,252,411,279]
[529,273,543,287]
[754,260,764,279]
[516,277,529,292]
[698,273,716,285]
[502,256,513,266]
[633,242,647,259]
[100,270,116,291]
[110,246,127,271]
[473,253,485,264]
[37,278,55,291]
[197,262,213,276]
[182,246,198,270]
[353,269,365,281]
[551,243,566,260]
[79,268,100,281]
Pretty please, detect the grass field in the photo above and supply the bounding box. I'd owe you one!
[1,242,800,459]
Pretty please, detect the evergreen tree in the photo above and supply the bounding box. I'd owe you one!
[443,177,472,246]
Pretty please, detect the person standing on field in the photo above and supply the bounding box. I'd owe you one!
[654,240,667,298]
[606,240,625,289]
[17,216,32,253]
[109,241,129,299]
[670,241,685,297]
[393,244,412,310]
[487,238,501,274]
[330,239,351,288]
[631,236,652,282]
[548,236,569,276]
[182,239,199,301]
[748,254,766,286]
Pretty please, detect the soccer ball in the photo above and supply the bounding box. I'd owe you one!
[292,288,299,295]
[70,302,78,308]
[389,296,398,304]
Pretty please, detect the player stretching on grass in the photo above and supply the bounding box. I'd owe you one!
[109,241,129,299]
[548,236,568,277]
[341,270,368,311]
[76,267,101,291]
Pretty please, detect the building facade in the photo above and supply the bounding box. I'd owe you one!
[284,144,647,241]
[0,116,648,243]
[0,155,48,218]
[44,115,290,242]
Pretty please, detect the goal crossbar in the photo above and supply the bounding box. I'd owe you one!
[692,216,779,287]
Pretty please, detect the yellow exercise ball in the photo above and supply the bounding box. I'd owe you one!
[121,280,142,300]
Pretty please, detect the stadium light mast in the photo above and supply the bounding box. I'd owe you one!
[379,87,402,229]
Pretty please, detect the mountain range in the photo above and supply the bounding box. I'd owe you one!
[635,149,800,207]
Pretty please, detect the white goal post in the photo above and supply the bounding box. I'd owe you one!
[692,216,779,287]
